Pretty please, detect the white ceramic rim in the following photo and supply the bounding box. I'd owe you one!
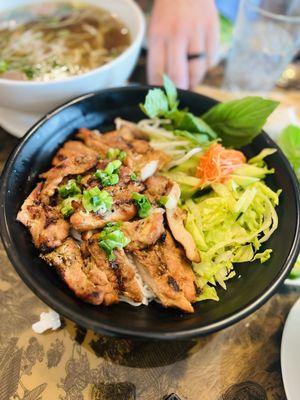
[0,0,145,86]
[245,0,300,23]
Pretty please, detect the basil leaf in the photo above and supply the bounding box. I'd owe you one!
[163,74,178,110]
[132,192,152,218]
[140,88,169,118]
[172,111,217,139]
[278,125,300,179]
[202,96,279,148]
[173,130,209,145]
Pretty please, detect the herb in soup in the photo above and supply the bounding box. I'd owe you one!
[0,2,131,81]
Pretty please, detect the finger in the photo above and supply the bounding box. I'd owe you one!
[167,36,189,89]
[206,19,220,68]
[188,30,206,89]
[147,38,166,86]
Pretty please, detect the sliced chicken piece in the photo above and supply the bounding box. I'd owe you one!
[133,240,194,313]
[114,249,144,303]
[76,128,109,157]
[70,202,137,232]
[86,236,143,303]
[41,237,117,305]
[132,150,171,178]
[160,231,196,303]
[17,183,69,251]
[165,183,200,263]
[40,154,98,204]
[121,209,165,251]
[52,141,98,165]
[144,175,173,203]
[145,177,200,262]
[115,118,148,139]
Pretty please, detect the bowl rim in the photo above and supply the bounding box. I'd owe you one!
[1,86,300,339]
[0,0,145,87]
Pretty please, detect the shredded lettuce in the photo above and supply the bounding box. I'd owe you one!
[181,150,280,301]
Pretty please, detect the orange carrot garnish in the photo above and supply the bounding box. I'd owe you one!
[196,143,246,186]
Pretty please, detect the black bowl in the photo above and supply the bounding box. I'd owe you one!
[1,86,299,340]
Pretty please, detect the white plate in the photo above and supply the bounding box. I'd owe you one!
[281,297,300,400]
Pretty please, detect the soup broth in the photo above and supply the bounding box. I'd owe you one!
[0,2,131,81]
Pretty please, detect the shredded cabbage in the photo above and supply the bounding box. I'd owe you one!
[181,149,280,301]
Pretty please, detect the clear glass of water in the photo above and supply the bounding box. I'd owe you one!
[224,0,300,92]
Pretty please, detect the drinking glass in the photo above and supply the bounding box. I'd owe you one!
[224,0,300,92]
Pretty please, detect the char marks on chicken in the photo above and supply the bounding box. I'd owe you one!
[17,121,200,313]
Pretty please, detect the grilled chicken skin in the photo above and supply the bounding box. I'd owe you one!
[42,237,117,305]
[85,235,143,303]
[132,234,195,313]
[121,209,165,251]
[145,176,200,263]
[40,154,98,204]
[52,140,98,165]
[17,183,69,251]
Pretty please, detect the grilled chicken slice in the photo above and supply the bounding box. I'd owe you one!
[133,236,195,313]
[121,209,165,251]
[114,249,144,303]
[41,237,117,305]
[17,183,69,251]
[144,175,173,203]
[40,154,98,204]
[160,231,196,303]
[86,235,143,303]
[52,141,98,165]
[70,202,137,231]
[145,177,200,262]
[165,183,200,263]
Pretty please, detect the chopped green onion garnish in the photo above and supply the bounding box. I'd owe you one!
[94,160,122,187]
[130,172,138,181]
[82,187,113,213]
[106,148,127,162]
[98,223,130,261]
[132,192,152,218]
[58,179,81,199]
[60,196,81,218]
[158,196,168,206]
[119,150,127,161]
[76,175,82,183]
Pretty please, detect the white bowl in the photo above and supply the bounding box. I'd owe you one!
[0,0,145,137]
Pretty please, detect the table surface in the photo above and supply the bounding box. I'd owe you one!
[0,60,299,400]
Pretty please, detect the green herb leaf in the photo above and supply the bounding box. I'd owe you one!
[98,224,130,261]
[173,130,210,145]
[58,179,81,199]
[76,175,82,183]
[60,196,81,218]
[163,74,178,110]
[107,148,121,159]
[158,196,168,206]
[140,88,169,118]
[278,125,300,179]
[202,96,279,148]
[132,192,152,218]
[130,172,138,181]
[105,160,122,174]
[170,111,217,139]
[82,187,113,213]
[94,160,122,187]
[0,60,9,73]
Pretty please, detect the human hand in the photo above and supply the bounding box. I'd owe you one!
[147,0,219,89]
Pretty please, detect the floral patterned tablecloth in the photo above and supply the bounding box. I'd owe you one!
[1,84,299,400]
